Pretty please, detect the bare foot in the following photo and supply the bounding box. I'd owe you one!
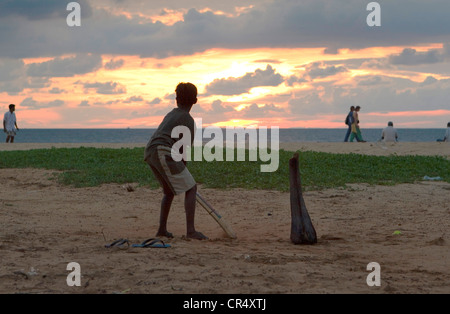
[156,231,174,238]
[186,231,208,240]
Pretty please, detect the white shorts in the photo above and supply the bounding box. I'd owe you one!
[146,146,196,195]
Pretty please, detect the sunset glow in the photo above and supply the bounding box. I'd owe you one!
[1,1,449,129]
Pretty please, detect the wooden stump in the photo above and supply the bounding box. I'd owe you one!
[289,152,317,244]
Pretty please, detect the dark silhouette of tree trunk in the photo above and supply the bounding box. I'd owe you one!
[289,153,317,244]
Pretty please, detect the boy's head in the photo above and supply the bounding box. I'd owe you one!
[350,106,355,111]
[9,104,15,112]
[176,82,197,110]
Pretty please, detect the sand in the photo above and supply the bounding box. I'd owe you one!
[0,142,449,294]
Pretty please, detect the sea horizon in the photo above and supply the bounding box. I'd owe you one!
[7,128,447,143]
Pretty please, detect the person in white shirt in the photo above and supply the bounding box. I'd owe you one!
[381,121,398,142]
[3,104,19,143]
[445,122,450,142]
[437,122,450,142]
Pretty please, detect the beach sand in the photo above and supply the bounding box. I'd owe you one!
[0,142,449,294]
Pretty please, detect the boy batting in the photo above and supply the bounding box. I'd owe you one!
[144,83,207,240]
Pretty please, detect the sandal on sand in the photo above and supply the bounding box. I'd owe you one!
[131,238,171,248]
[105,238,130,249]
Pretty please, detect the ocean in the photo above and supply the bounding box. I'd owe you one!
[7,128,446,143]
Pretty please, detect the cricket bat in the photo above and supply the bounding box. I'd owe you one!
[196,192,237,239]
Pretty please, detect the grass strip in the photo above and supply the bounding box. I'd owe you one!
[0,147,448,191]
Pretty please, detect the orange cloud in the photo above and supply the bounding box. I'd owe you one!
[367,110,450,117]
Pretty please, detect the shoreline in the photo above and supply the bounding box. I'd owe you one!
[0,142,449,157]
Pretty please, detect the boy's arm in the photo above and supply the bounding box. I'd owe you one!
[3,119,6,132]
[15,121,19,130]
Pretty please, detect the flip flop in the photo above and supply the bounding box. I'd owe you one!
[105,238,130,249]
[131,238,171,248]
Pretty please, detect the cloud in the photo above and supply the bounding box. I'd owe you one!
[204,65,284,95]
[0,58,50,94]
[360,59,392,70]
[164,93,175,99]
[1,0,450,129]
[3,1,450,59]
[288,76,450,116]
[288,90,329,116]
[48,87,66,94]
[188,99,235,123]
[286,75,307,86]
[0,59,24,81]
[78,100,90,107]
[323,47,340,55]
[104,58,125,70]
[421,76,438,85]
[356,75,391,86]
[123,95,144,103]
[20,97,65,110]
[101,0,257,14]
[305,62,348,79]
[27,54,102,77]
[388,48,445,65]
[209,100,234,113]
[0,0,92,20]
[147,97,162,105]
[241,103,285,118]
[81,81,127,94]
[253,59,282,64]
[100,96,144,105]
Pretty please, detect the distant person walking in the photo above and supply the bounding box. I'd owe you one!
[3,104,19,143]
[344,106,355,142]
[349,106,365,142]
[381,121,398,142]
[436,122,450,142]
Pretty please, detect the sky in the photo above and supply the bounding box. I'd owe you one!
[1,0,450,129]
